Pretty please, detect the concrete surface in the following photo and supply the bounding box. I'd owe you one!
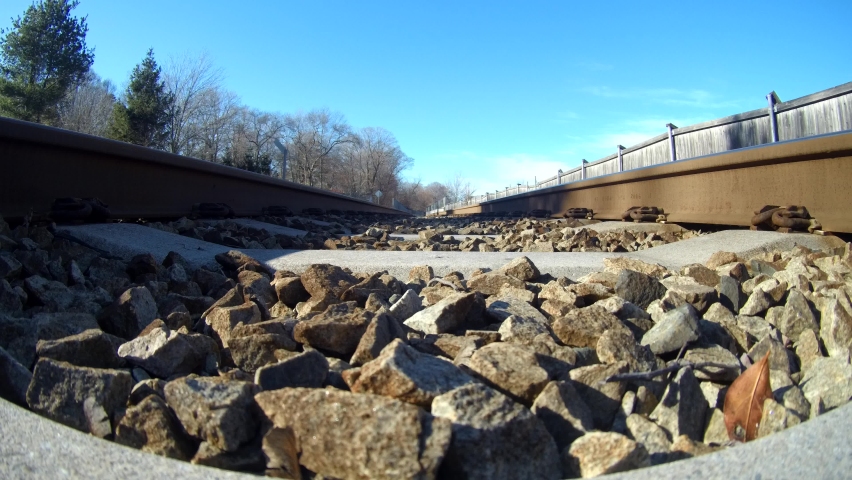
[1,397,849,479]
[59,223,844,280]
[202,218,308,237]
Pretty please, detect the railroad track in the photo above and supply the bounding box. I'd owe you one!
[0,117,406,222]
[438,130,852,235]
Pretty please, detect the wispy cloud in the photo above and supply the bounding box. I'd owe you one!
[580,86,741,110]
[555,110,580,121]
[432,152,567,195]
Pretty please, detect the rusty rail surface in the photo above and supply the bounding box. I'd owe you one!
[0,117,407,221]
[447,130,852,233]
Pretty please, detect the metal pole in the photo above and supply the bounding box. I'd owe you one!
[766,91,780,143]
[581,159,588,180]
[617,145,624,172]
[666,124,678,162]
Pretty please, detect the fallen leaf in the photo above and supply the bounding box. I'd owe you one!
[723,353,772,442]
[262,426,302,480]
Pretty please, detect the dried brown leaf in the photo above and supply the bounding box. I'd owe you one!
[723,353,772,442]
[262,427,302,479]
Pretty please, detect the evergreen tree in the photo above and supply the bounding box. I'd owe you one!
[108,49,174,149]
[0,0,94,123]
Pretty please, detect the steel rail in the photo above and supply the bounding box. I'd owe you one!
[447,130,852,233]
[0,117,407,220]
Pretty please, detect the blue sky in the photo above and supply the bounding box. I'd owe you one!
[2,0,850,194]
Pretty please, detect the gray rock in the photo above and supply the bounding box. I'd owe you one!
[757,398,801,438]
[681,263,721,287]
[641,304,701,355]
[796,329,824,374]
[86,257,131,295]
[119,327,218,378]
[293,301,373,355]
[718,275,746,314]
[703,408,730,444]
[408,265,435,283]
[565,431,650,478]
[300,263,359,305]
[229,334,298,373]
[350,312,407,366]
[615,270,667,310]
[98,286,159,339]
[703,302,736,324]
[498,256,541,281]
[255,349,328,390]
[351,339,473,407]
[191,438,265,472]
[128,378,166,406]
[237,270,276,309]
[255,387,451,480]
[0,345,31,406]
[485,294,549,325]
[699,382,727,409]
[36,329,126,369]
[553,305,632,348]
[595,296,650,321]
[778,289,819,341]
[625,413,672,465]
[740,289,775,316]
[569,361,629,429]
[468,342,550,405]
[26,358,132,434]
[34,311,101,340]
[388,288,422,321]
[799,356,852,410]
[531,380,594,450]
[261,427,301,479]
[411,334,481,360]
[432,383,561,480]
[498,314,550,345]
[23,275,74,310]
[748,332,797,375]
[660,276,718,314]
[164,376,259,452]
[774,383,811,421]
[818,295,852,359]
[0,253,22,279]
[404,292,476,334]
[737,315,773,346]
[206,302,262,348]
[0,314,39,368]
[341,272,399,306]
[115,394,196,460]
[0,279,23,314]
[538,281,581,306]
[272,275,310,308]
[683,344,742,382]
[649,367,708,441]
[596,329,659,373]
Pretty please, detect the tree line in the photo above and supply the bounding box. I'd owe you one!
[0,0,472,212]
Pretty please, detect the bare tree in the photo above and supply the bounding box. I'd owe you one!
[284,108,352,188]
[194,87,240,162]
[55,71,116,136]
[163,52,224,155]
[444,172,475,203]
[334,127,412,206]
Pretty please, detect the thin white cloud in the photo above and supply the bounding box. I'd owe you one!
[580,86,742,110]
[432,152,567,195]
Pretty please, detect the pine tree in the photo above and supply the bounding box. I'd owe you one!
[0,0,94,123]
[108,49,174,149]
